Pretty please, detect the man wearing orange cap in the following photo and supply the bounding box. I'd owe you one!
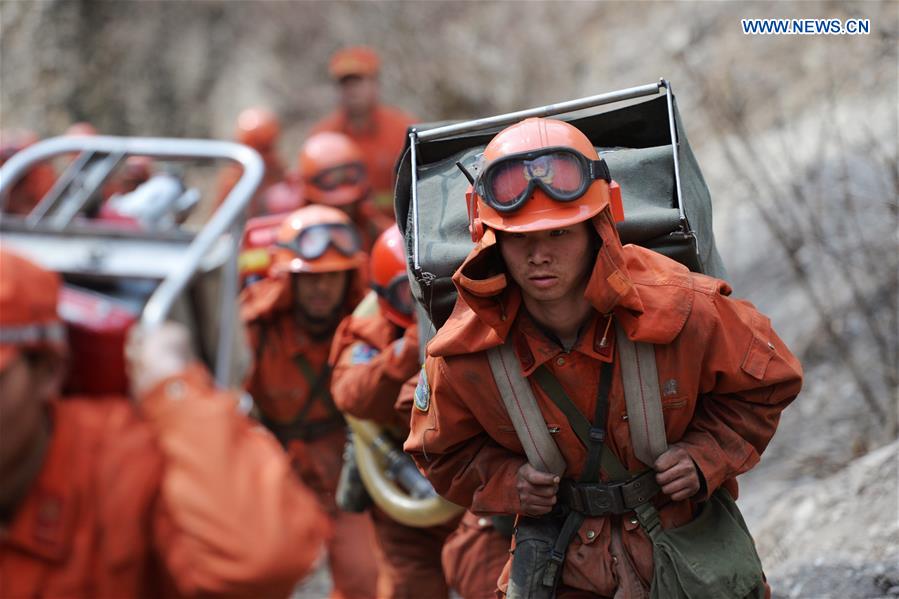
[0,249,329,597]
[311,46,415,223]
[298,131,390,250]
[404,118,803,597]
[214,107,297,218]
[240,204,380,599]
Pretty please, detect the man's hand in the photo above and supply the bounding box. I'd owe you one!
[653,444,701,501]
[516,462,559,516]
[126,322,194,399]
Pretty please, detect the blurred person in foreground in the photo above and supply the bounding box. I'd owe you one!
[310,46,415,222]
[240,204,380,599]
[299,131,389,249]
[404,118,803,597]
[330,224,512,598]
[0,249,328,598]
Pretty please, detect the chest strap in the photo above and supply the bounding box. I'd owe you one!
[254,321,344,445]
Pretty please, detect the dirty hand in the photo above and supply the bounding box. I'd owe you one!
[653,444,701,501]
[126,322,194,399]
[516,462,560,516]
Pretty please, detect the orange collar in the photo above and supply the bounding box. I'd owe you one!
[2,402,78,563]
[513,311,614,376]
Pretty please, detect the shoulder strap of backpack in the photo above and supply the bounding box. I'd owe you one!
[614,325,669,467]
[487,321,669,477]
[486,341,567,477]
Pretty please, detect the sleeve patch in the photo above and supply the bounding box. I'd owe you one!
[351,343,380,365]
[414,367,430,412]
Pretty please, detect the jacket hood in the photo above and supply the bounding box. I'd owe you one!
[429,208,714,358]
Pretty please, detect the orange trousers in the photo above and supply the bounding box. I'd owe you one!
[369,507,458,599]
[288,431,380,599]
[442,511,512,599]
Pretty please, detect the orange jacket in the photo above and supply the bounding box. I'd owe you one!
[240,272,367,505]
[404,211,804,596]
[0,364,328,599]
[310,105,415,217]
[329,308,420,432]
[3,162,56,215]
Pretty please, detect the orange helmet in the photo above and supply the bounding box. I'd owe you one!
[236,107,280,151]
[298,132,368,207]
[467,118,623,241]
[370,225,414,328]
[270,204,365,275]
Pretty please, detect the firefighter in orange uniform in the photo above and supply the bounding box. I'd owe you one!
[404,118,803,597]
[329,225,451,598]
[299,131,389,250]
[214,107,292,218]
[240,204,380,599]
[331,225,512,598]
[0,249,329,598]
[310,46,415,222]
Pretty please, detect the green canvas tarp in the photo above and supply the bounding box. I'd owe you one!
[395,92,727,332]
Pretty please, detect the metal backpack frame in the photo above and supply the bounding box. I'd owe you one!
[0,135,263,385]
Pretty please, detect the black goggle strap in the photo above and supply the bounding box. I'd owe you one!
[587,158,612,183]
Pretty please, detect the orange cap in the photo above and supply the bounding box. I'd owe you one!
[270,204,366,275]
[0,250,66,371]
[298,132,368,206]
[471,118,616,238]
[370,225,413,328]
[236,107,280,151]
[328,46,380,80]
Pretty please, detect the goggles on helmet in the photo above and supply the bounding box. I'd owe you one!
[309,162,366,191]
[475,146,611,214]
[279,223,361,261]
[371,274,414,316]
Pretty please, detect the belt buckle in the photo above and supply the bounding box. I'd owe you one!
[581,483,626,515]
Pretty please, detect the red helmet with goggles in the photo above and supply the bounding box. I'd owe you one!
[370,225,414,328]
[270,204,365,275]
[466,118,623,240]
[299,132,369,207]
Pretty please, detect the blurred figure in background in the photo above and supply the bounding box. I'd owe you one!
[311,46,414,223]
[214,107,296,218]
[0,249,328,598]
[329,225,444,598]
[0,129,56,215]
[330,225,512,599]
[240,205,380,599]
[299,131,388,249]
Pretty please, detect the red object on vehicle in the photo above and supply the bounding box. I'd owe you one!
[239,213,290,286]
[59,286,139,396]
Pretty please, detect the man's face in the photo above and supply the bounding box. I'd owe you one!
[338,75,379,117]
[0,352,58,473]
[497,221,596,305]
[293,270,350,322]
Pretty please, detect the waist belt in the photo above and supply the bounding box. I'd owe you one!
[559,470,660,516]
[262,414,345,446]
